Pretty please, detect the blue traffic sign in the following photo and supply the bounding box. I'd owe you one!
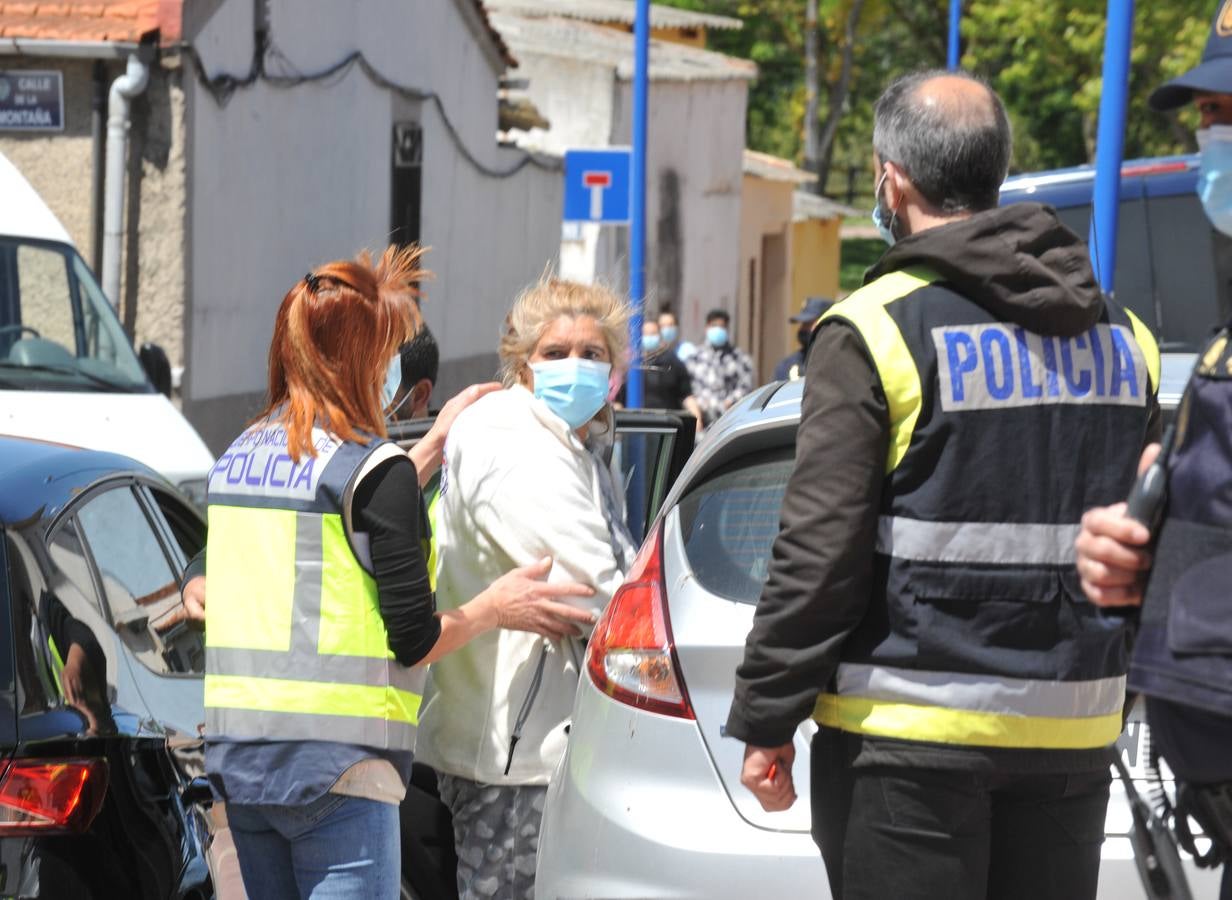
[563,148,631,224]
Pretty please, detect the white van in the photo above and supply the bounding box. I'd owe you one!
[0,151,213,503]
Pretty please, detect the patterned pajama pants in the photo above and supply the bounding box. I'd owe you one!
[437,775,546,900]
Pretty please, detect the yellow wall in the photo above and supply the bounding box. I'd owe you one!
[788,217,841,360]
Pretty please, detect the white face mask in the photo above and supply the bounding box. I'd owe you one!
[871,169,898,246]
[1197,126,1232,237]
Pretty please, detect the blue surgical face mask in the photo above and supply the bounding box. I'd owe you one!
[381,354,402,412]
[1197,127,1232,237]
[660,325,679,344]
[642,333,662,352]
[530,357,612,430]
[871,170,897,246]
[706,325,729,347]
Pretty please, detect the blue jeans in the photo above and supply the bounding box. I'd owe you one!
[227,793,400,900]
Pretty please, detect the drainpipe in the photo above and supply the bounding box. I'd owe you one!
[90,61,106,273]
[101,53,149,308]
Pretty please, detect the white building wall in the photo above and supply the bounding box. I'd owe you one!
[612,78,746,348]
[508,51,746,346]
[183,0,561,450]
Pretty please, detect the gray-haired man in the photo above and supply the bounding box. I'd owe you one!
[726,69,1159,900]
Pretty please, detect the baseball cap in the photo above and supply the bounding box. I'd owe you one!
[1150,0,1232,111]
[790,297,833,323]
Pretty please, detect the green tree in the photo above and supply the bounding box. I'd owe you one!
[660,0,1211,194]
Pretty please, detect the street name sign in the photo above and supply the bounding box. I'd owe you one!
[563,148,631,224]
[0,71,63,132]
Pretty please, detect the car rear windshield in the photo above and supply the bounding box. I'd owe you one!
[675,447,793,604]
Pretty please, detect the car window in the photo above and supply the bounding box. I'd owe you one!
[47,517,107,616]
[613,427,682,546]
[75,486,201,675]
[146,486,206,568]
[676,448,793,604]
[15,243,76,352]
[10,527,116,726]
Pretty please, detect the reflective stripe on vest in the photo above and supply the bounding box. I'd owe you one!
[876,516,1081,566]
[814,664,1124,749]
[204,424,425,752]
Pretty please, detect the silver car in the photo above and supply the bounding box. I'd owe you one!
[537,376,1222,899]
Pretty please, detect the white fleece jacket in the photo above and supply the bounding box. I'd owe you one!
[414,386,633,785]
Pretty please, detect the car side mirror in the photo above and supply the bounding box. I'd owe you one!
[113,605,150,634]
[139,343,172,397]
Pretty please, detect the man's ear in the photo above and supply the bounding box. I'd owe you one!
[411,380,433,417]
[881,161,908,214]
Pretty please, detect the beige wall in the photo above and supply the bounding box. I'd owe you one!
[738,174,795,381]
[0,56,188,371]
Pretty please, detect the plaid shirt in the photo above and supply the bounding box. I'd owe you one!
[687,343,754,425]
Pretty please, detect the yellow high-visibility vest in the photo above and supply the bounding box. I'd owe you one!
[203,422,426,752]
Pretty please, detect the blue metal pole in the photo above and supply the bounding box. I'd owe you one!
[627,0,649,409]
[947,0,961,70]
[1089,0,1134,293]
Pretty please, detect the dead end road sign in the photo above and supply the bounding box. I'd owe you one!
[564,148,631,224]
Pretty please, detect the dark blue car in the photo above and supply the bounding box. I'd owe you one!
[0,434,215,898]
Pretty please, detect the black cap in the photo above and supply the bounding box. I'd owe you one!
[1150,1,1232,111]
[790,297,833,323]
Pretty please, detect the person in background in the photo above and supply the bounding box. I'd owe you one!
[687,308,754,427]
[389,325,439,422]
[416,278,637,900]
[658,308,697,363]
[199,248,596,899]
[774,297,833,382]
[617,319,704,433]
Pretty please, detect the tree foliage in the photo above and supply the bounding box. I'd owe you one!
[659,0,1212,194]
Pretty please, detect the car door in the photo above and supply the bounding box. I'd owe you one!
[59,477,206,737]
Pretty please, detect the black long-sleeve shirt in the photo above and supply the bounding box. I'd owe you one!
[185,453,440,667]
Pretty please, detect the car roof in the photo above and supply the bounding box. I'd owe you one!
[1001,153,1199,208]
[0,433,159,525]
[0,150,74,245]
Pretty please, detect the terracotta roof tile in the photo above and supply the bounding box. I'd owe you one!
[0,0,180,45]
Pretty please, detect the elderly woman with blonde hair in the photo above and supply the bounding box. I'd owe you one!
[416,278,637,899]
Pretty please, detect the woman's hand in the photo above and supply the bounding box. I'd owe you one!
[408,382,502,486]
[484,557,598,641]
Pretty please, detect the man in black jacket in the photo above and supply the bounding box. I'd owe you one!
[726,69,1159,900]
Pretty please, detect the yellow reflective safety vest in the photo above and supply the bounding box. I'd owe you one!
[203,421,426,753]
[812,268,1160,751]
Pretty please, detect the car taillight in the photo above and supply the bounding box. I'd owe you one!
[586,522,694,719]
[0,759,108,836]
